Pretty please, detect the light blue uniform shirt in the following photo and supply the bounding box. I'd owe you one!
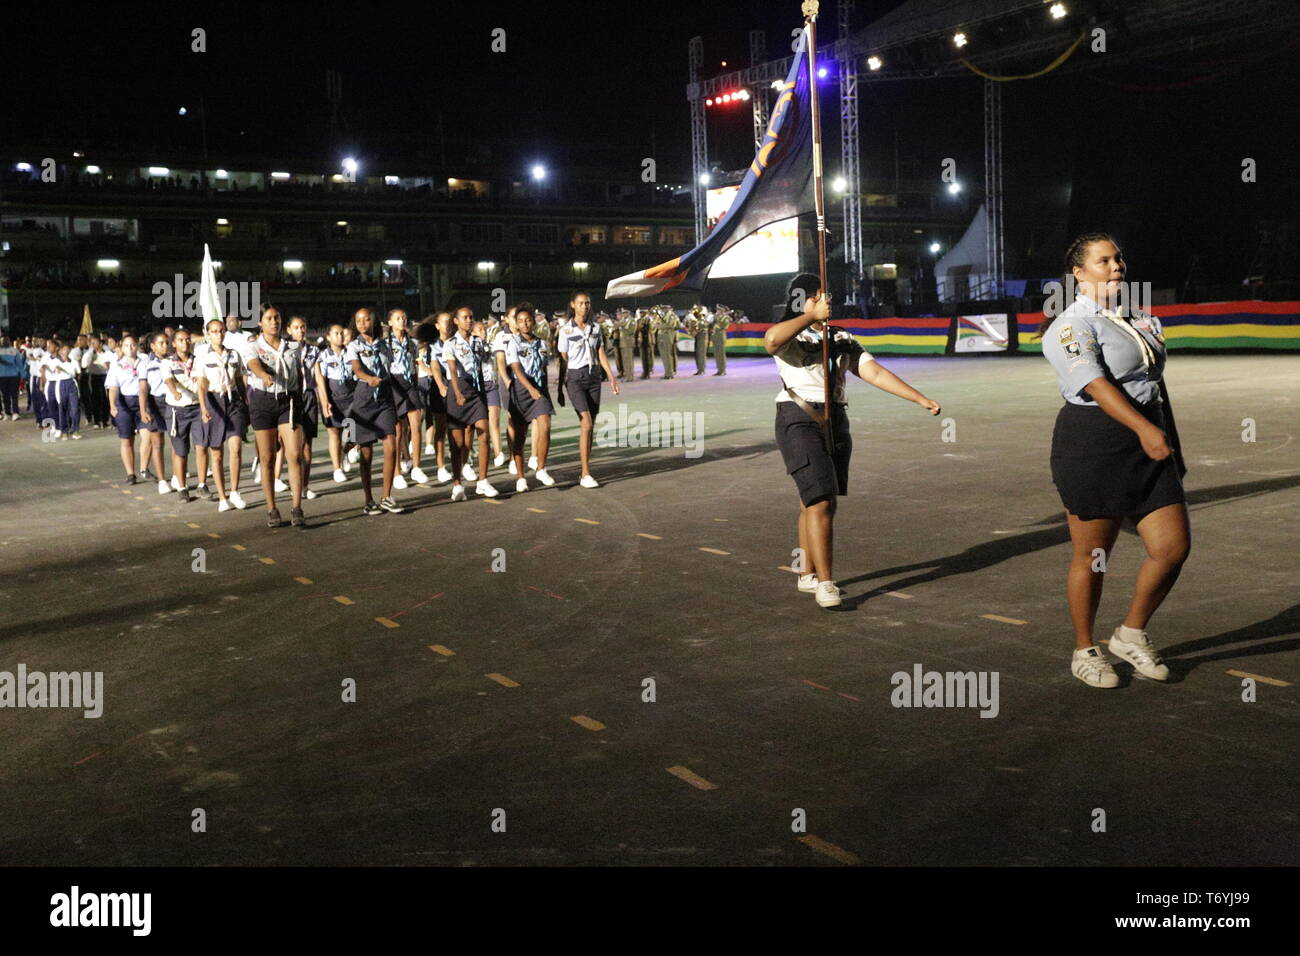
[1042,294,1167,406]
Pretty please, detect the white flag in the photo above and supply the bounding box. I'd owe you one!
[199,244,223,325]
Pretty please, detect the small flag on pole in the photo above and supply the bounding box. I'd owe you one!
[606,27,815,299]
[79,304,93,335]
[199,243,223,325]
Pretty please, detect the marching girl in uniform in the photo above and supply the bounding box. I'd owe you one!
[161,329,204,502]
[26,336,48,424]
[503,304,556,491]
[241,306,308,528]
[345,307,404,515]
[195,318,250,512]
[1039,233,1187,688]
[555,291,620,488]
[42,344,82,439]
[316,323,354,485]
[444,307,498,500]
[105,334,144,482]
[277,316,323,500]
[481,315,508,469]
[138,332,174,494]
[416,313,453,483]
[764,274,941,609]
[383,309,429,488]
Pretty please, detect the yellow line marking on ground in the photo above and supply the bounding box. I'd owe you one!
[374,617,400,629]
[428,644,456,656]
[333,595,354,605]
[120,489,132,495]
[980,613,1026,625]
[232,544,247,551]
[207,532,220,539]
[778,565,796,573]
[1226,669,1291,687]
[712,518,729,522]
[293,576,313,585]
[485,673,520,688]
[258,557,275,565]
[637,533,663,540]
[482,498,504,505]
[571,715,606,732]
[527,507,547,513]
[699,547,730,555]
[665,766,717,791]
[886,591,914,600]
[187,522,201,529]
[79,468,88,473]
[798,834,860,865]
[575,518,600,525]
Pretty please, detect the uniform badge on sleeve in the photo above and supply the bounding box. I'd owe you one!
[1058,325,1074,344]
[1065,341,1081,357]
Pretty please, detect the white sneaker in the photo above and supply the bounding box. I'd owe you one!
[171,475,183,492]
[528,455,538,471]
[9,413,16,421]
[461,463,477,482]
[274,478,288,493]
[333,468,346,484]
[535,468,555,486]
[450,484,467,502]
[304,488,318,500]
[158,479,171,495]
[410,466,429,484]
[423,442,435,455]
[815,580,843,608]
[579,474,600,489]
[218,499,231,513]
[400,459,412,474]
[476,479,499,498]
[493,452,506,468]
[342,457,353,474]
[508,459,517,476]
[1072,646,1120,688]
[228,490,247,510]
[347,446,360,465]
[436,466,452,483]
[393,474,408,490]
[515,478,529,493]
[798,574,845,596]
[1108,627,1170,681]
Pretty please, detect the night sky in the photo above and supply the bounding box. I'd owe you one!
[4,0,1297,287]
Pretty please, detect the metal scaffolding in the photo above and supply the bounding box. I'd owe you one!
[838,0,862,305]
[749,30,769,150]
[688,36,708,244]
[983,78,1003,300]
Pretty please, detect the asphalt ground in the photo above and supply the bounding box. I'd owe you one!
[0,353,1296,867]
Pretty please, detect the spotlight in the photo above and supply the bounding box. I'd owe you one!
[954,32,968,48]
[1050,3,1067,19]
[342,157,359,174]
[867,56,882,71]
[699,173,711,186]
[929,242,942,254]
[531,164,547,181]
[832,177,847,194]
[178,106,188,116]
[948,182,962,195]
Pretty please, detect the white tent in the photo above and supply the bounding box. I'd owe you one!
[935,203,991,303]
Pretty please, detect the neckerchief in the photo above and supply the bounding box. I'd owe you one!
[514,334,546,384]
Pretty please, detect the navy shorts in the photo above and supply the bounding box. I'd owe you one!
[113,395,141,439]
[167,403,201,458]
[141,396,167,433]
[197,393,249,447]
[248,389,303,431]
[300,395,320,441]
[420,377,447,416]
[565,367,602,416]
[775,401,852,506]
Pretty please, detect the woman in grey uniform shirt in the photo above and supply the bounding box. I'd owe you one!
[1040,233,1189,688]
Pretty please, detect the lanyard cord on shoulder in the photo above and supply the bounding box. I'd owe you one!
[1100,308,1157,372]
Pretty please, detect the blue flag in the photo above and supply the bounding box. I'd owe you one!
[606,26,815,298]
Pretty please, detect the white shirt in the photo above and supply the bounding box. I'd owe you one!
[44,358,76,382]
[163,354,201,407]
[105,356,142,393]
[240,335,302,394]
[196,346,243,397]
[556,320,603,370]
[223,329,251,350]
[772,327,874,405]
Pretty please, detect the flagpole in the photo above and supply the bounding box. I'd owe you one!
[803,1,832,449]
